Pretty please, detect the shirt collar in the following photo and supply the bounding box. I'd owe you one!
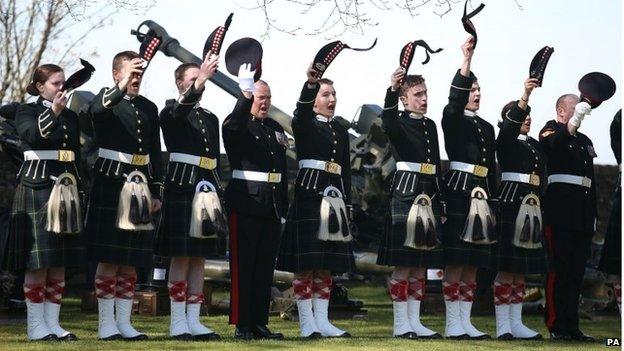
[517,134,528,141]
[40,99,53,108]
[316,114,331,123]
[464,109,477,117]
[408,112,424,120]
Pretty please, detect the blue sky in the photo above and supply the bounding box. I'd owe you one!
[69,0,621,164]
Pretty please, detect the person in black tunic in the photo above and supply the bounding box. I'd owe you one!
[493,77,546,340]
[276,65,354,338]
[2,64,84,341]
[440,36,496,339]
[222,66,287,340]
[598,109,621,313]
[86,51,163,341]
[539,94,596,342]
[376,67,443,339]
[157,53,223,340]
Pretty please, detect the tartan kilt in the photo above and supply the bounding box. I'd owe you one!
[155,183,224,258]
[85,176,154,267]
[598,185,621,275]
[276,195,356,274]
[493,199,548,274]
[377,175,444,268]
[441,172,492,268]
[2,183,84,271]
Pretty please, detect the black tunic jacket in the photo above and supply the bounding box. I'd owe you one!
[15,97,82,187]
[89,85,163,198]
[160,84,221,190]
[539,120,596,232]
[496,103,547,203]
[222,95,288,220]
[441,70,497,195]
[291,82,352,203]
[381,87,442,199]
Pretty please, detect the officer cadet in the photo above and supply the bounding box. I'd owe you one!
[3,64,83,341]
[493,77,547,340]
[376,67,443,339]
[222,64,287,340]
[539,94,596,342]
[440,36,496,339]
[598,109,621,313]
[156,53,223,340]
[276,64,354,339]
[86,51,163,341]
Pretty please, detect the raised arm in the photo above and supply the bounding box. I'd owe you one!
[380,67,405,139]
[292,63,321,131]
[90,58,143,118]
[497,78,538,147]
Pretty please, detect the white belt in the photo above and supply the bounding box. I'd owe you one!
[98,147,150,166]
[501,172,541,187]
[449,161,489,177]
[232,169,282,183]
[299,159,342,175]
[169,152,216,170]
[23,150,75,162]
[396,161,436,175]
[548,174,592,188]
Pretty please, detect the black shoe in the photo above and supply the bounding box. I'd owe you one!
[123,333,148,341]
[497,333,514,340]
[252,325,284,340]
[57,333,78,341]
[329,331,351,338]
[193,332,221,341]
[418,332,443,339]
[100,333,123,341]
[469,334,491,340]
[170,333,193,341]
[395,331,419,339]
[516,333,543,340]
[31,333,57,342]
[303,332,323,340]
[446,333,469,340]
[569,330,595,342]
[235,326,254,340]
[549,331,571,341]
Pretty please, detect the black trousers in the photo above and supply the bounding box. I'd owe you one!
[544,225,593,334]
[228,211,280,327]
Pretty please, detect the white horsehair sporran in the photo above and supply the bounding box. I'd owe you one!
[405,193,440,250]
[318,185,353,242]
[189,180,227,239]
[461,186,496,244]
[116,170,154,231]
[46,172,81,234]
[512,193,543,249]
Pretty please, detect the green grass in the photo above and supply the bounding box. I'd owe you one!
[0,284,620,350]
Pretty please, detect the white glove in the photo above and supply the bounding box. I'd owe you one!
[237,63,256,93]
[569,101,591,128]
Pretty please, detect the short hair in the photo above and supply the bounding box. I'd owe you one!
[112,50,140,71]
[318,78,334,86]
[26,64,63,96]
[255,79,269,88]
[174,63,199,82]
[399,75,425,96]
[555,94,577,111]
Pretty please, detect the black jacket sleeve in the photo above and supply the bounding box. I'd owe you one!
[90,86,125,120]
[380,87,401,139]
[292,82,320,132]
[222,94,253,139]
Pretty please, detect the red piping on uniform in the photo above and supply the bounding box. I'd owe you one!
[228,211,239,325]
[544,225,556,330]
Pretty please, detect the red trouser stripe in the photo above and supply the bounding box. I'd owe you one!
[228,211,239,325]
[544,225,557,330]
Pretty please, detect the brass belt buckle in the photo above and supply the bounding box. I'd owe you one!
[529,174,540,187]
[473,165,488,177]
[268,173,281,183]
[131,154,148,166]
[199,157,216,170]
[324,162,341,174]
[58,150,74,162]
[419,163,436,175]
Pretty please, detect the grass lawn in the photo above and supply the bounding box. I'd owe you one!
[0,284,620,350]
